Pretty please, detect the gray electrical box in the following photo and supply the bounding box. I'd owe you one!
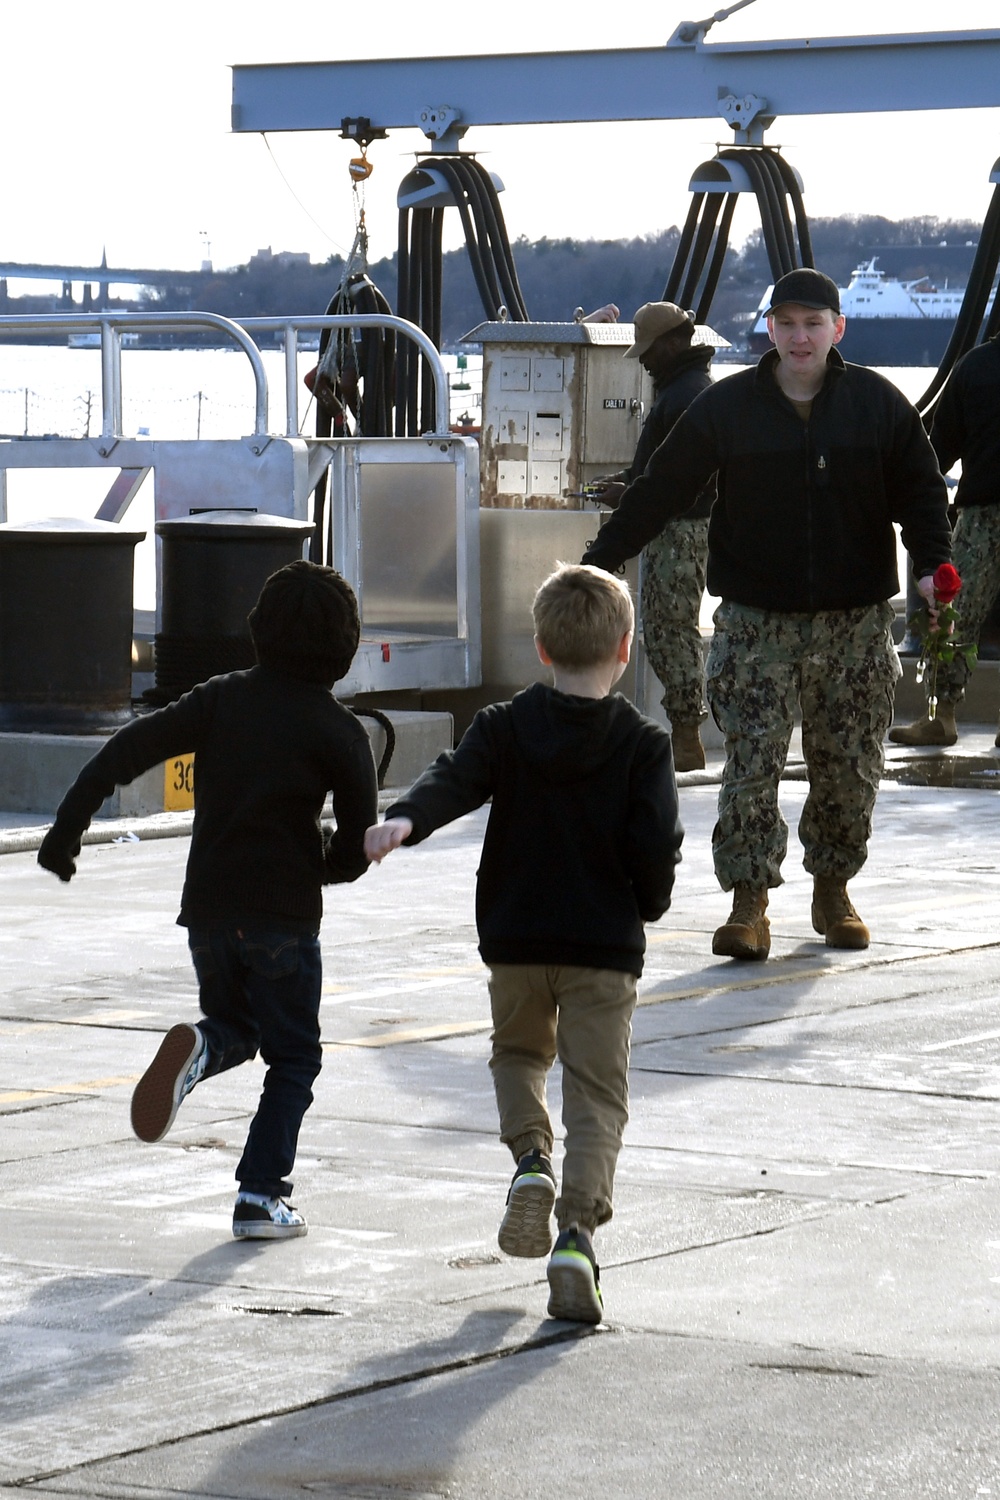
[463,321,649,509]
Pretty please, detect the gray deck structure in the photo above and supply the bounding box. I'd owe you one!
[2,731,1000,1497]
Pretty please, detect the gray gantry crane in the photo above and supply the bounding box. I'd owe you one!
[230,8,1000,693]
[232,6,1000,425]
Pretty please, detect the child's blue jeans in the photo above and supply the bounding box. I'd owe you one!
[187,923,323,1198]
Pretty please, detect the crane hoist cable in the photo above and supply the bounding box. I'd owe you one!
[663,146,813,320]
[313,146,532,444]
[308,143,397,559]
[916,181,1000,422]
[394,154,530,434]
[693,194,738,323]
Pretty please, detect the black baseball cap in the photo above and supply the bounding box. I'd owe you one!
[766,269,841,315]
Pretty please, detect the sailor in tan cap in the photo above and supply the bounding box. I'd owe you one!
[591,301,716,771]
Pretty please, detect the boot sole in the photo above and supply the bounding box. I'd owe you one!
[887,726,957,747]
[232,1218,308,1240]
[673,754,707,773]
[130,1024,201,1143]
[498,1175,556,1258]
[712,927,770,961]
[812,909,870,949]
[821,926,870,950]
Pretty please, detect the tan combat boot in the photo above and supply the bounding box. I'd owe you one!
[811,877,870,949]
[712,884,770,961]
[887,702,958,747]
[672,721,706,773]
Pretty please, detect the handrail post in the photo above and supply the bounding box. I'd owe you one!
[99,320,123,445]
[283,323,299,437]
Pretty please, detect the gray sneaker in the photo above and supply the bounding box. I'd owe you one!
[497,1149,556,1258]
[546,1225,603,1324]
[233,1193,308,1240]
[130,1024,207,1143]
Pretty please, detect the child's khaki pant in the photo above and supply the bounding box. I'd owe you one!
[487,963,638,1233]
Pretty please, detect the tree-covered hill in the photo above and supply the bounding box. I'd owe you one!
[234,214,986,349]
[2,215,986,350]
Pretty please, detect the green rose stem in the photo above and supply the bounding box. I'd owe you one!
[911,576,971,723]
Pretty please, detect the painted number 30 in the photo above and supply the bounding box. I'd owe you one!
[172,759,194,794]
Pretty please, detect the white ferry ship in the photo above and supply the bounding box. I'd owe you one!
[747,259,992,366]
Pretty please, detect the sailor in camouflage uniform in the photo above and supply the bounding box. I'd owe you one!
[583,269,951,961]
[591,302,715,771]
[890,330,1000,748]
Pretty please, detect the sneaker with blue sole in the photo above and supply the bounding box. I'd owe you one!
[233,1193,308,1240]
[497,1148,557,1258]
[546,1225,604,1324]
[130,1023,207,1143]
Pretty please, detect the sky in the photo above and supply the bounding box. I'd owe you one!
[4,0,1000,280]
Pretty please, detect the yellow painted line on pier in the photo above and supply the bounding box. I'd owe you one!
[323,941,982,1050]
[322,975,483,1004]
[0,1074,141,1105]
[874,891,998,915]
[323,966,482,995]
[47,1074,141,1092]
[9,941,978,1096]
[640,962,873,1003]
[326,1019,491,1050]
[61,1009,150,1026]
[322,966,838,1049]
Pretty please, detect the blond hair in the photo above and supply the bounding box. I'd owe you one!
[532,563,634,669]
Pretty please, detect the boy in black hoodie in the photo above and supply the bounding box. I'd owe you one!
[38,561,377,1242]
[365,563,682,1323]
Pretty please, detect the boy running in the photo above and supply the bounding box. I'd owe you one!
[365,563,682,1322]
[38,560,377,1241]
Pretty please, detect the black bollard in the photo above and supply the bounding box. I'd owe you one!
[150,510,314,702]
[0,516,145,733]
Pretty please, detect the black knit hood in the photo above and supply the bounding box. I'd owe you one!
[509,682,640,783]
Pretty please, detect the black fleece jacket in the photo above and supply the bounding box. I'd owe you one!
[623,343,716,521]
[930,335,1000,509]
[584,349,951,612]
[385,683,683,976]
[38,666,377,928]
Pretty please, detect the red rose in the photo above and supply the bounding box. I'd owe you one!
[933,563,962,605]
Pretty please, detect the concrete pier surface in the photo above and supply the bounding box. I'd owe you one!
[2,733,1000,1498]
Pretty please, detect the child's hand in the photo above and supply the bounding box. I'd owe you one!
[364,818,414,863]
[38,826,81,882]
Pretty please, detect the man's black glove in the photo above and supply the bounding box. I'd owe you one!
[38,825,82,883]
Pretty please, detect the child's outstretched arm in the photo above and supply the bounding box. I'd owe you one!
[365,817,414,864]
[364,702,502,866]
[37,693,204,882]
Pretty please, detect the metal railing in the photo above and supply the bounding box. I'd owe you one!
[0,313,268,443]
[0,312,451,443]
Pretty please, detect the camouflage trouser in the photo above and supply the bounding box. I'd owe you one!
[641,517,710,725]
[923,504,1000,704]
[706,600,901,891]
